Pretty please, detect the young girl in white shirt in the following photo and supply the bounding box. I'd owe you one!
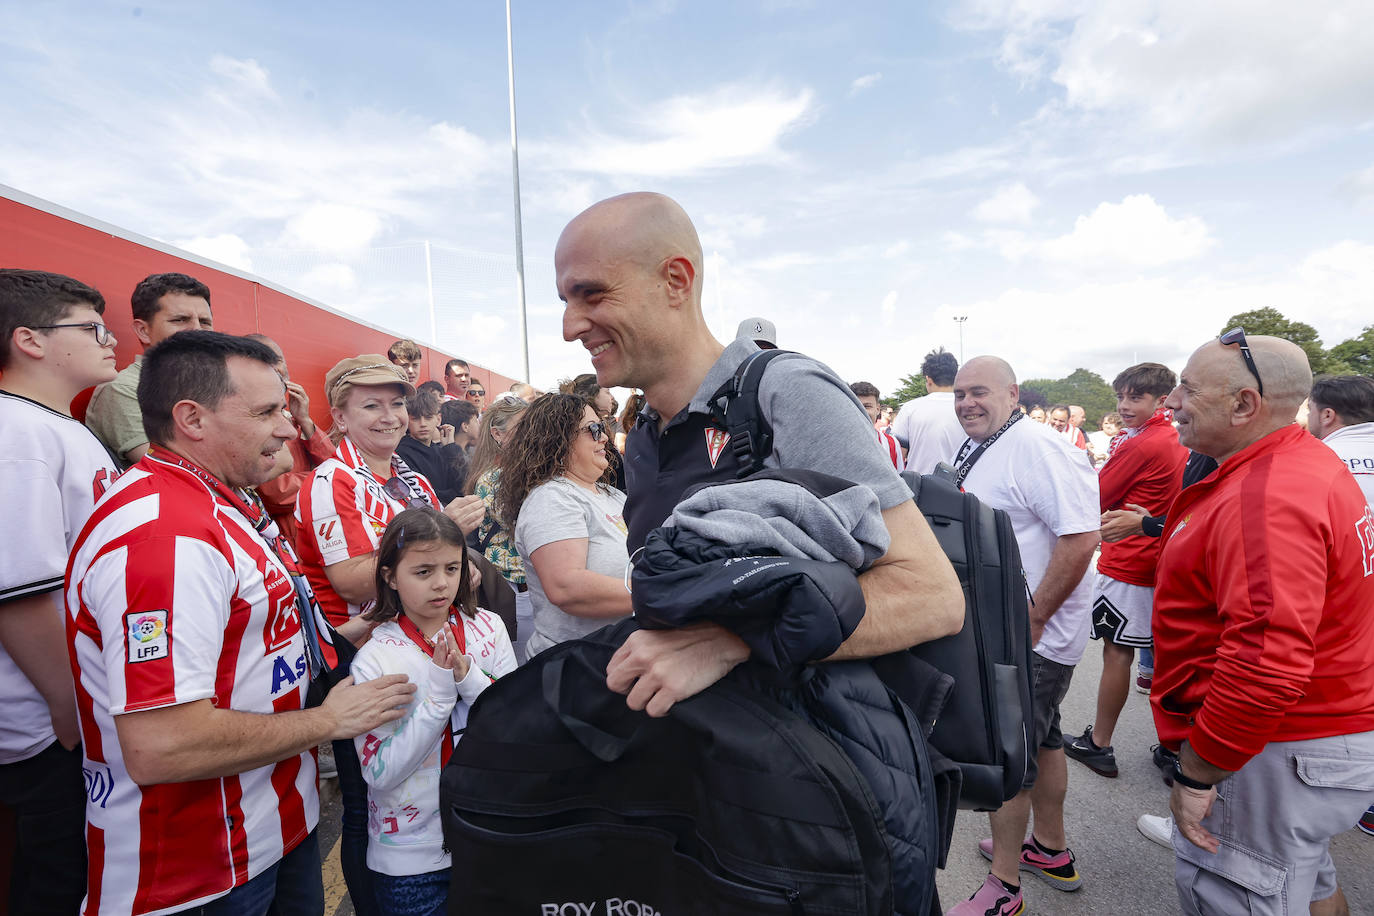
[351,507,518,916]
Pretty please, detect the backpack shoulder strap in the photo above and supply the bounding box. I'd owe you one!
[706,348,799,479]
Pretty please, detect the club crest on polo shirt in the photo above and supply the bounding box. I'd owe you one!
[705,428,731,469]
[126,610,169,664]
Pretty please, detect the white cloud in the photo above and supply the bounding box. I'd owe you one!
[284,205,385,250]
[1038,194,1212,267]
[881,290,899,322]
[208,56,276,100]
[954,0,1374,146]
[972,182,1040,223]
[548,84,816,177]
[850,72,883,95]
[174,233,254,272]
[934,237,1374,381]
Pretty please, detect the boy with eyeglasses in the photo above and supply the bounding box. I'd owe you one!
[0,268,123,915]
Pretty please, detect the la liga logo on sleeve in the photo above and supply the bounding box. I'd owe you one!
[126,610,169,664]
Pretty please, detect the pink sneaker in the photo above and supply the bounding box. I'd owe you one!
[978,836,1084,891]
[944,873,1024,916]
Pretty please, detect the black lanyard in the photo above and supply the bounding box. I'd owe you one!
[952,411,1023,488]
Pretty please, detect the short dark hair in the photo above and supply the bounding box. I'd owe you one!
[406,387,442,420]
[441,398,479,429]
[0,269,105,369]
[1050,404,1070,417]
[417,380,445,399]
[849,381,881,400]
[388,339,423,363]
[921,347,959,387]
[138,331,278,446]
[1113,362,1176,399]
[130,273,211,323]
[1309,375,1374,427]
[444,358,469,376]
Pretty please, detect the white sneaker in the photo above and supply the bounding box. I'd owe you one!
[1137,813,1173,849]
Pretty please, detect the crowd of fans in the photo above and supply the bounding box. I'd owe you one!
[2,189,1373,916]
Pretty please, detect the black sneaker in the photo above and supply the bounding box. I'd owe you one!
[1063,725,1118,777]
[1151,744,1177,787]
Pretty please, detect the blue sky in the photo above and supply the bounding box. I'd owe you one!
[3,0,1372,395]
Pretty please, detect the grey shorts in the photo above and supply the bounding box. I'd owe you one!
[1174,729,1374,915]
[1023,652,1075,789]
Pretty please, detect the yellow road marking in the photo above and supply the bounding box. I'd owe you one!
[322,828,348,915]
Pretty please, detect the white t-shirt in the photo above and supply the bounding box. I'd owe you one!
[0,392,119,764]
[514,477,629,657]
[956,419,1101,666]
[893,392,966,476]
[1322,422,1374,509]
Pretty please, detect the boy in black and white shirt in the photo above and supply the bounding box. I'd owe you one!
[0,269,121,915]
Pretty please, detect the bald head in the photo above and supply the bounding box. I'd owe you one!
[959,355,1017,387]
[1169,334,1314,461]
[557,192,704,304]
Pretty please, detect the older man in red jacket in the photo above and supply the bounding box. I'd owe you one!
[1153,331,1374,916]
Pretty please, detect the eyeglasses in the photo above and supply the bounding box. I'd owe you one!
[1219,327,1264,396]
[382,476,430,509]
[29,322,114,346]
[581,421,607,442]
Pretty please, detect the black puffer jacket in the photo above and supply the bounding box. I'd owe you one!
[630,469,941,915]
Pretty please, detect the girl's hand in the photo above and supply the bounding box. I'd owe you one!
[431,627,456,671]
[452,650,471,681]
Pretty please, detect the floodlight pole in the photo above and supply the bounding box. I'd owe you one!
[506,0,531,382]
[954,314,968,362]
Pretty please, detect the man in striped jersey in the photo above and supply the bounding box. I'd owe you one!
[66,331,415,916]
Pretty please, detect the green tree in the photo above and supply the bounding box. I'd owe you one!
[1326,325,1374,375]
[1021,369,1117,427]
[884,374,926,409]
[1218,307,1338,374]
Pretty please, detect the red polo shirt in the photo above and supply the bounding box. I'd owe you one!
[1152,424,1374,772]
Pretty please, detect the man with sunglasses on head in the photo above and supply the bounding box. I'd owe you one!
[1152,330,1374,916]
[0,269,123,915]
[86,272,215,467]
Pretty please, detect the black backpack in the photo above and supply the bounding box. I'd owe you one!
[440,620,903,914]
[710,348,1034,813]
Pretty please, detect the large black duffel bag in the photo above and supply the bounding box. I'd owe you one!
[440,620,905,915]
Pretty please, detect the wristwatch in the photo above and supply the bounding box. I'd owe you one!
[1172,758,1214,791]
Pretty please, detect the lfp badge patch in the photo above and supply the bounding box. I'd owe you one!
[126,610,169,664]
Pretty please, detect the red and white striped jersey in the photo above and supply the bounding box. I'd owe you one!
[65,452,318,916]
[294,437,440,625]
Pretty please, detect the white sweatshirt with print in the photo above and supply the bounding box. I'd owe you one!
[351,608,517,876]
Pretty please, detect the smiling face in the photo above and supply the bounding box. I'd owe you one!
[200,357,296,488]
[953,358,1019,443]
[564,404,609,485]
[384,539,466,633]
[1164,344,1239,459]
[333,383,408,461]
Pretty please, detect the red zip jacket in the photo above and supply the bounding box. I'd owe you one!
[1096,411,1187,586]
[1152,425,1374,772]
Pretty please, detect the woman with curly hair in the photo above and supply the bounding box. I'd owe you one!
[499,393,631,658]
[559,372,625,491]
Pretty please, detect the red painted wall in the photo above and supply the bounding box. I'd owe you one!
[1,192,518,423]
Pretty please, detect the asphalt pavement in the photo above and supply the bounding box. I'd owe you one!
[320,643,1374,915]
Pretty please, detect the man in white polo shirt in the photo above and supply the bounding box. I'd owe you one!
[946,356,1100,916]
